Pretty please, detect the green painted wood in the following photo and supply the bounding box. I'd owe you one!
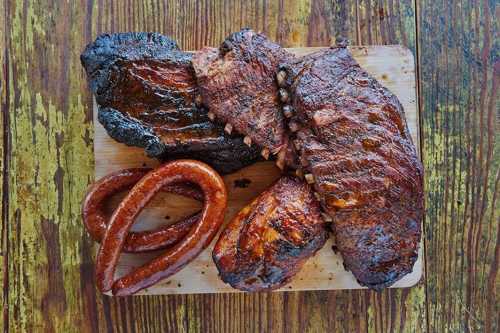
[3,0,497,332]
[1,0,7,329]
[418,0,499,332]
[2,1,422,332]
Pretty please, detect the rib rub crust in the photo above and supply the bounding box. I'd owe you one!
[192,29,293,155]
[280,45,423,289]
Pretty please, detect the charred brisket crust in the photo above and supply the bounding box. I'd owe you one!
[83,32,262,174]
[81,32,179,99]
[97,107,167,157]
[81,32,193,109]
[98,106,261,174]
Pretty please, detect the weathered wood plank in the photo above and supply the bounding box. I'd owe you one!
[418,0,499,332]
[1,0,429,332]
[1,0,7,330]
[4,1,95,332]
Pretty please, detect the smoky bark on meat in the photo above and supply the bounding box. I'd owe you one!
[81,32,260,174]
[280,42,423,290]
[82,30,424,291]
[213,176,328,291]
[97,106,259,173]
[192,29,293,157]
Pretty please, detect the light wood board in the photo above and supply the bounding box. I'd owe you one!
[94,45,422,295]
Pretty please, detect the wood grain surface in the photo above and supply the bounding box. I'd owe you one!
[418,0,499,332]
[94,45,422,295]
[1,0,497,332]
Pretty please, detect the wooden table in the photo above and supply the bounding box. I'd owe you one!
[1,1,497,332]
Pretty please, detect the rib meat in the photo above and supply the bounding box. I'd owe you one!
[213,176,328,291]
[279,43,423,289]
[192,29,293,160]
[81,32,260,174]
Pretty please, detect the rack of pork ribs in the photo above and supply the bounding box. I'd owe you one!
[81,29,423,296]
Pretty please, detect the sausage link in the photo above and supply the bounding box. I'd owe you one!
[82,168,204,253]
[95,160,227,295]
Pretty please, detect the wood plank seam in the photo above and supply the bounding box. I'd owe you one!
[413,1,431,332]
[1,0,10,329]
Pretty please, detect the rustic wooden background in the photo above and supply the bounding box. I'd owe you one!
[1,0,498,332]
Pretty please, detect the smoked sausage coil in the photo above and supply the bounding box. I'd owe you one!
[95,160,227,295]
[82,168,203,253]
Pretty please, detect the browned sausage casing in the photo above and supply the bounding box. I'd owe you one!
[82,168,203,252]
[95,160,227,296]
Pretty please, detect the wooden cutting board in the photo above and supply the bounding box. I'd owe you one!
[93,45,422,295]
